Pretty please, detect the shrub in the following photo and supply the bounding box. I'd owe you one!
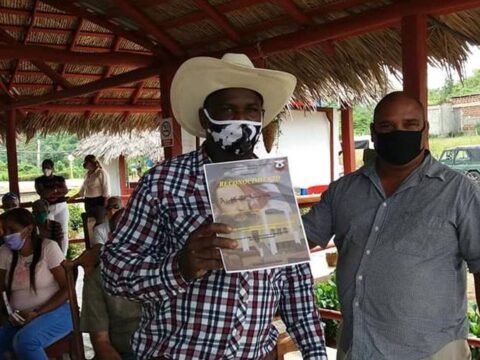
[66,243,85,261]
[68,204,84,239]
[468,302,480,358]
[314,273,340,346]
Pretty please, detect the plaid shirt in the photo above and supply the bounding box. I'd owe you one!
[101,147,327,360]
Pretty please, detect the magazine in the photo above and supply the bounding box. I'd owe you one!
[204,157,310,273]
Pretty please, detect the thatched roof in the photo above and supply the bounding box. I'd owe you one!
[73,131,164,163]
[0,0,479,137]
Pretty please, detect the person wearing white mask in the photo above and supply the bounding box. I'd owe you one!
[102,53,327,360]
[35,159,69,255]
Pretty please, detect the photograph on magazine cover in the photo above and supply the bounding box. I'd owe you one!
[204,157,310,272]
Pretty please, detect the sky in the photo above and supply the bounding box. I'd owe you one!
[390,45,480,90]
[428,45,480,89]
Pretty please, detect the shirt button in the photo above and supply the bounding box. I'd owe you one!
[382,202,387,207]
[366,249,371,255]
[358,275,363,281]
[374,226,379,232]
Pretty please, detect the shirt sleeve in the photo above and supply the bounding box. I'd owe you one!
[279,263,328,360]
[457,186,480,273]
[302,186,334,248]
[0,245,11,270]
[100,176,189,303]
[78,174,87,197]
[100,169,110,198]
[44,240,65,269]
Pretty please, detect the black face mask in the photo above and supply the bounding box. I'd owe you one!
[374,128,424,165]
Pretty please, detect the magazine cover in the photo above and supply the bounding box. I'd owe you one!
[204,157,310,273]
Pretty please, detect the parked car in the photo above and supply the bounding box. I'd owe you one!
[439,145,480,183]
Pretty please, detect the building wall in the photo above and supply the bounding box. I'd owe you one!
[428,103,457,136]
[254,109,341,189]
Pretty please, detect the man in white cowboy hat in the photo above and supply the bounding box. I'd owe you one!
[101,53,327,360]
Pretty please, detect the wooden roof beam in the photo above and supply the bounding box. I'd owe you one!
[0,24,120,42]
[0,7,76,20]
[0,70,158,82]
[114,0,185,57]
[40,0,166,58]
[58,18,85,82]
[88,36,123,121]
[221,0,480,59]
[9,83,159,92]
[277,0,312,26]
[0,27,73,89]
[5,65,162,109]
[18,42,150,54]
[9,0,40,91]
[192,0,242,43]
[0,43,155,66]
[186,0,372,51]
[154,0,269,28]
[25,104,161,113]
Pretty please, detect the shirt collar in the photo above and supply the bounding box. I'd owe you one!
[360,151,445,182]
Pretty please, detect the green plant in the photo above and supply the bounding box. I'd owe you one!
[66,243,85,261]
[468,302,480,358]
[68,204,84,238]
[314,273,340,346]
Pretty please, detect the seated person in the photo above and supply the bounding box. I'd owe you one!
[0,208,72,360]
[1,193,19,213]
[76,199,141,360]
[32,199,65,253]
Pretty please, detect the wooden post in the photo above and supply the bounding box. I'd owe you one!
[341,104,356,174]
[6,109,20,198]
[324,108,335,182]
[160,72,182,159]
[118,155,128,195]
[401,15,428,110]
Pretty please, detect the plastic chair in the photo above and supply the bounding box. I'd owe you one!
[44,262,85,360]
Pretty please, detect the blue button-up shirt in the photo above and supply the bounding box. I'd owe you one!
[303,154,480,360]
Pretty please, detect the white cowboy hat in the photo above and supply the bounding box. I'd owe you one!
[170,53,297,138]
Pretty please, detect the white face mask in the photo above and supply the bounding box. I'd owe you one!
[203,109,262,156]
[43,169,53,177]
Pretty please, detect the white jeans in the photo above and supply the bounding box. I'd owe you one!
[48,201,69,255]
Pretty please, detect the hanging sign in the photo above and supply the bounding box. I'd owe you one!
[160,117,173,147]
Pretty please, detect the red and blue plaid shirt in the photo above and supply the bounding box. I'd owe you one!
[101,148,327,360]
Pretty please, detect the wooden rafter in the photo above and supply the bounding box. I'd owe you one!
[192,0,241,43]
[151,0,268,28]
[87,36,123,119]
[114,0,185,57]
[0,43,155,66]
[58,18,85,84]
[277,0,312,26]
[5,66,161,109]
[213,0,480,59]
[7,83,159,92]
[122,80,147,121]
[186,0,371,51]
[40,0,167,58]
[0,39,150,54]
[8,0,40,91]
[0,27,73,90]
[25,104,161,113]
[0,70,156,81]
[0,24,114,40]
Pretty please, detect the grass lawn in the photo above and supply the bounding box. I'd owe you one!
[429,135,480,158]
